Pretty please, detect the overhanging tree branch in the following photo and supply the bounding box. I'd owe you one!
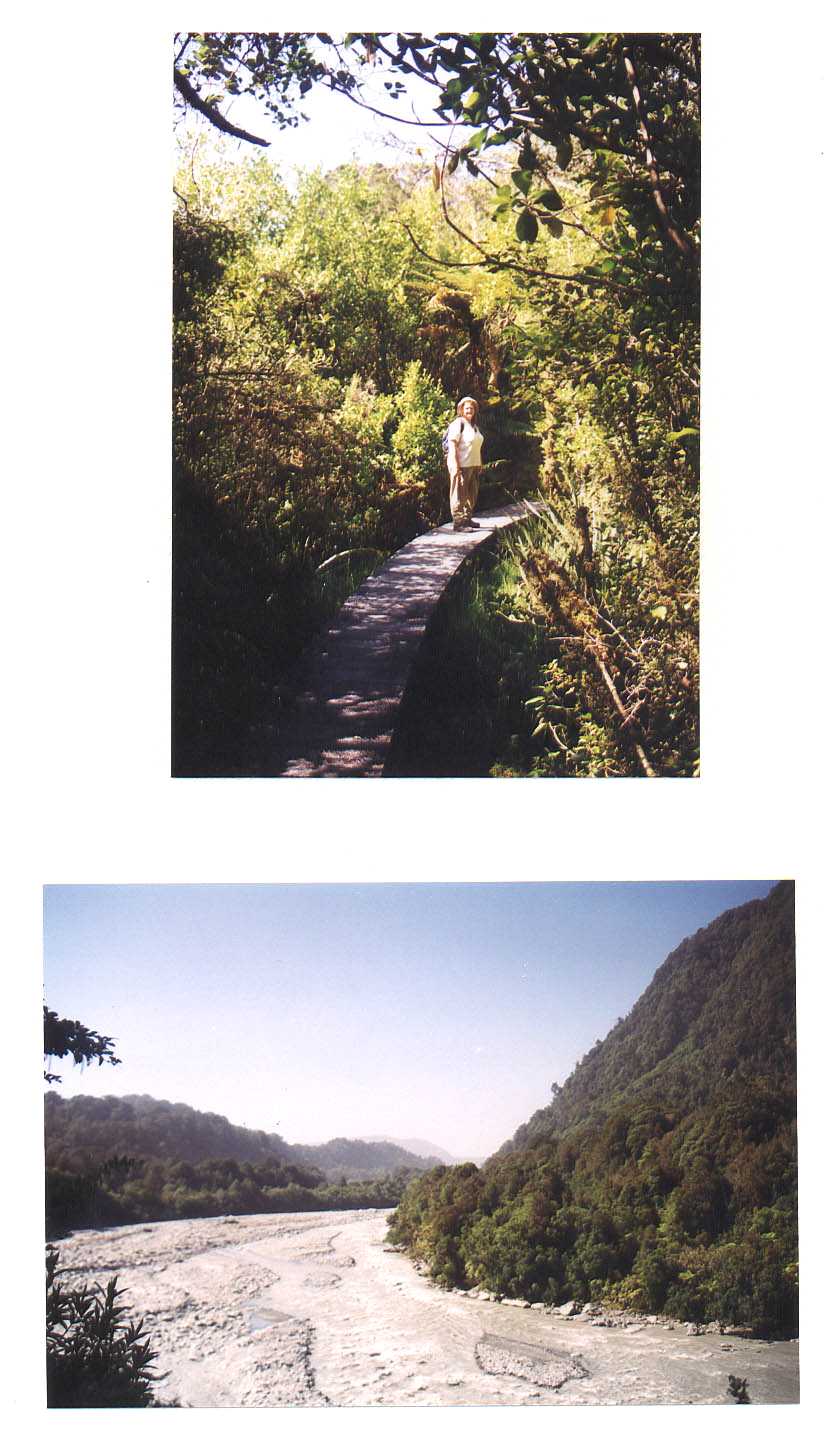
[621,48,696,258]
[44,1005,121,1084]
[324,81,455,130]
[433,153,645,297]
[173,66,270,146]
[402,219,645,299]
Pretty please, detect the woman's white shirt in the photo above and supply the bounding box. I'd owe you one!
[447,418,483,469]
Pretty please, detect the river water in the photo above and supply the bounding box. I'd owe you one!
[53,1207,799,1408]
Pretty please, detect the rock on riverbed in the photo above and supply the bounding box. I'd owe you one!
[51,1208,799,1408]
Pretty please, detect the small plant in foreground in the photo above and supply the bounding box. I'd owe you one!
[727,1374,750,1404]
[46,1246,160,1407]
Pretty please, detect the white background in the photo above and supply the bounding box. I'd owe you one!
[3,5,833,1440]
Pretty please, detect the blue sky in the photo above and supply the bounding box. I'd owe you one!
[44,882,776,1157]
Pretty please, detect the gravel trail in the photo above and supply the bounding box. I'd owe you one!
[54,1208,799,1408]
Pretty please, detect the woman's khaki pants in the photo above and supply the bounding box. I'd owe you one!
[449,466,481,527]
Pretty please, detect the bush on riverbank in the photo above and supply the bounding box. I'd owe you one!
[46,1246,159,1407]
[46,1154,415,1238]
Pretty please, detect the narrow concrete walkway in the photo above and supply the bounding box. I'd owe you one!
[273,502,535,777]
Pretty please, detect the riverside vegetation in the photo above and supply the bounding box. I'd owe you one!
[173,32,699,777]
[388,884,797,1339]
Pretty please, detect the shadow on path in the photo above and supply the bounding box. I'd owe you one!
[272,503,536,777]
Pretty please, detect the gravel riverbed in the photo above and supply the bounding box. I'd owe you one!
[53,1208,799,1408]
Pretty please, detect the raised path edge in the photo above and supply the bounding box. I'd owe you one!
[273,501,536,777]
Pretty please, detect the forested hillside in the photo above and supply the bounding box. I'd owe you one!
[44,1093,439,1235]
[45,1093,291,1170]
[173,33,699,777]
[388,884,797,1336]
[295,1136,444,1180]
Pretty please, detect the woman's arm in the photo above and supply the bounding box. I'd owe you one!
[447,419,463,479]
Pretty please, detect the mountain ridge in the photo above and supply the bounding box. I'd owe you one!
[44,1092,444,1181]
[502,881,795,1154]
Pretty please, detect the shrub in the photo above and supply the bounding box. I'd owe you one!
[390,361,451,488]
[46,1247,160,1407]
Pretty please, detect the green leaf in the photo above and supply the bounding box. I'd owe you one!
[666,427,699,442]
[554,137,573,170]
[534,190,563,211]
[544,217,564,239]
[462,88,483,111]
[511,169,533,195]
[516,210,539,243]
[464,126,488,151]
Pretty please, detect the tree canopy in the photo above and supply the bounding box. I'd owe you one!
[174,32,699,269]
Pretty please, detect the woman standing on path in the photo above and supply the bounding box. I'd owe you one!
[445,396,484,531]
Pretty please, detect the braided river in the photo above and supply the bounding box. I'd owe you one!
[53,1207,799,1409]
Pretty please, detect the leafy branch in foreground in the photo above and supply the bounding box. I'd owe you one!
[43,1005,121,1084]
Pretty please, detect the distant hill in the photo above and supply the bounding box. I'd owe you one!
[44,1093,291,1172]
[44,1093,443,1235]
[44,1093,439,1181]
[362,1136,486,1167]
[294,1137,443,1180]
[389,883,797,1336]
[363,1135,454,1164]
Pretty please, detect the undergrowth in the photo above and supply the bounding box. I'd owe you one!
[172,469,393,777]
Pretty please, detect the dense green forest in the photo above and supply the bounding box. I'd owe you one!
[173,32,699,777]
[44,1092,438,1235]
[388,883,797,1337]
